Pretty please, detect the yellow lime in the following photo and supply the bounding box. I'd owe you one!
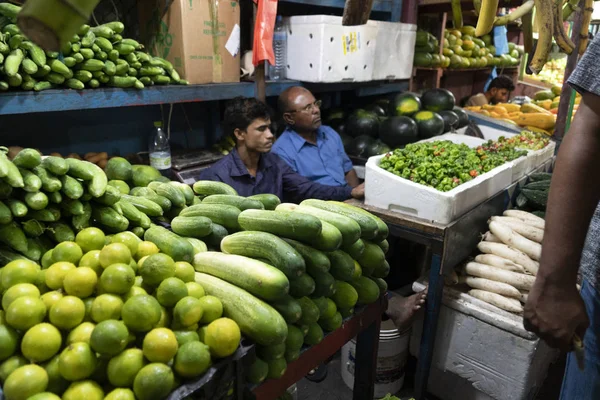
[123,285,147,301]
[40,291,63,310]
[107,348,146,388]
[121,294,162,332]
[82,297,94,322]
[156,277,188,307]
[174,330,200,346]
[49,296,85,330]
[2,283,40,310]
[139,253,175,287]
[198,295,223,324]
[174,341,211,378]
[2,259,40,289]
[134,275,143,287]
[3,364,48,400]
[63,267,98,298]
[90,319,129,356]
[62,380,104,400]
[0,324,19,361]
[185,281,205,299]
[35,270,49,294]
[99,243,132,269]
[133,363,174,400]
[173,296,203,328]
[174,261,195,282]
[0,355,28,382]
[100,263,135,294]
[43,354,69,395]
[105,388,136,400]
[44,261,76,290]
[21,323,62,363]
[197,325,208,342]
[27,393,61,400]
[6,296,46,331]
[66,322,96,345]
[52,241,83,265]
[78,250,103,275]
[142,328,178,363]
[75,228,106,253]
[111,232,141,256]
[137,255,149,270]
[204,318,241,358]
[155,305,171,328]
[41,250,54,269]
[135,241,159,261]
[91,294,123,322]
[58,342,97,381]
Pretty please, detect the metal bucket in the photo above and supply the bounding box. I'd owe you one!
[341,319,410,399]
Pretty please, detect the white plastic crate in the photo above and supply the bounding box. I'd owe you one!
[409,281,557,400]
[364,134,513,224]
[283,16,377,83]
[367,20,416,80]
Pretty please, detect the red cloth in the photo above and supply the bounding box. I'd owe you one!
[252,0,278,66]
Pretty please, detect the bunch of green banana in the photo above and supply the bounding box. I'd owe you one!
[212,136,235,155]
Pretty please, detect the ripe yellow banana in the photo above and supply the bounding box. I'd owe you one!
[451,0,464,28]
[475,0,500,37]
[494,0,534,26]
[553,0,575,54]
[579,0,594,55]
[529,0,554,74]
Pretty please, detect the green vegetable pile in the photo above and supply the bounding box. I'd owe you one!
[495,131,550,150]
[0,4,187,92]
[379,140,526,192]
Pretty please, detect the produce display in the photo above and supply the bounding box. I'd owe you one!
[450,209,545,314]
[492,131,550,151]
[524,57,566,87]
[515,172,552,217]
[0,146,391,399]
[414,26,523,70]
[379,140,527,192]
[330,89,470,159]
[0,5,186,92]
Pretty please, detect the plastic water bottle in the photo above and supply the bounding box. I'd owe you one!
[270,16,287,80]
[149,121,172,177]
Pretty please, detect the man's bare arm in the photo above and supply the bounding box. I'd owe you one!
[345,169,360,188]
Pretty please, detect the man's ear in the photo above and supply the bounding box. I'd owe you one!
[282,112,295,126]
[233,128,245,142]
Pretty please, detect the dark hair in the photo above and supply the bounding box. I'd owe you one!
[488,75,515,92]
[223,97,272,137]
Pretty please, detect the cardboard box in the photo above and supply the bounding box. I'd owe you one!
[139,0,241,84]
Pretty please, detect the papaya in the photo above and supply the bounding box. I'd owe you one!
[533,90,555,101]
[509,113,556,130]
[496,103,520,113]
[521,103,552,115]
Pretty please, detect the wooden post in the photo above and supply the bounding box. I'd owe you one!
[342,0,375,25]
[553,0,585,141]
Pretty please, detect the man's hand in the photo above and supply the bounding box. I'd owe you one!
[524,278,589,350]
[350,183,365,199]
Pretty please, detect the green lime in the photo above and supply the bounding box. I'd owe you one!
[174,261,195,282]
[107,348,146,388]
[204,318,241,358]
[3,364,49,400]
[91,294,124,323]
[49,296,85,330]
[174,341,211,378]
[75,228,106,253]
[156,277,188,307]
[142,328,178,363]
[41,250,54,269]
[52,241,83,265]
[43,355,69,395]
[133,363,174,400]
[99,243,132,269]
[62,380,104,400]
[173,296,203,328]
[139,253,175,287]
[2,283,40,310]
[100,263,135,294]
[44,261,76,290]
[58,342,97,381]
[90,319,129,356]
[198,295,223,324]
[111,232,141,257]
[28,392,62,400]
[63,267,98,298]
[121,295,162,332]
[174,330,200,346]
[135,241,159,261]
[21,323,62,363]
[185,281,205,299]
[2,259,40,289]
[246,357,268,384]
[123,285,148,301]
[78,250,103,275]
[104,388,136,400]
[0,355,27,382]
[0,324,19,361]
[6,296,46,331]
[66,322,96,345]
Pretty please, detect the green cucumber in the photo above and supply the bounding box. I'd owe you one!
[12,148,41,168]
[28,206,61,222]
[171,216,213,238]
[247,194,281,210]
[19,168,42,193]
[23,191,48,210]
[271,294,302,324]
[203,223,228,249]
[343,239,365,259]
[121,194,163,217]
[351,276,381,305]
[327,250,356,282]
[72,202,92,231]
[46,191,62,204]
[194,252,289,301]
[93,184,121,206]
[356,241,386,277]
[289,274,316,298]
[192,180,238,196]
[300,200,381,240]
[0,222,27,252]
[202,194,264,210]
[185,237,207,254]
[138,194,171,212]
[41,156,68,175]
[294,205,361,246]
[312,220,342,252]
[32,166,61,192]
[0,200,11,224]
[144,225,194,262]
[238,210,322,243]
[180,204,240,231]
[282,238,330,275]
[47,222,75,243]
[22,219,45,237]
[61,198,85,216]
[148,182,186,207]
[311,270,336,298]
[92,206,129,233]
[297,297,320,325]
[59,175,84,199]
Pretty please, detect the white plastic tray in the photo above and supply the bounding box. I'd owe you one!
[364,134,513,224]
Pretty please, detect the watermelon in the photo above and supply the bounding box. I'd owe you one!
[348,135,375,158]
[345,110,380,138]
[453,107,469,128]
[365,103,387,117]
[365,140,391,158]
[379,116,419,148]
[413,111,445,139]
[421,88,456,112]
[325,108,346,124]
[438,110,459,132]
[389,92,421,117]
[339,133,353,153]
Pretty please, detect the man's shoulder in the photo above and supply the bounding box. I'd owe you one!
[199,153,234,179]
[466,93,488,106]
[272,131,295,153]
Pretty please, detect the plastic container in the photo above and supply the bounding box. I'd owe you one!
[149,121,172,176]
[269,16,287,81]
[341,319,410,399]
[368,20,417,80]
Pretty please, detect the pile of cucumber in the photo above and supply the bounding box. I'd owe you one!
[0,3,187,92]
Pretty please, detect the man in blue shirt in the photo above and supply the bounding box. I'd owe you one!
[199,97,364,203]
[273,87,360,188]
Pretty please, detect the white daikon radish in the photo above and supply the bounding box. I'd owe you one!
[482,231,501,243]
[474,254,527,273]
[489,220,542,261]
[519,290,529,303]
[458,276,521,298]
[490,216,544,243]
[477,241,539,275]
[503,210,545,230]
[465,262,535,290]
[468,289,524,313]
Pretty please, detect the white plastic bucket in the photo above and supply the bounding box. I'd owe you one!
[341,319,410,399]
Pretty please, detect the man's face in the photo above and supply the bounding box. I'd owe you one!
[235,117,274,153]
[490,88,510,104]
[284,91,322,132]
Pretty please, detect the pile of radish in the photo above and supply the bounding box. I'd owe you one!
[458,210,545,314]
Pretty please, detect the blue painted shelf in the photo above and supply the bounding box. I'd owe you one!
[0,80,408,115]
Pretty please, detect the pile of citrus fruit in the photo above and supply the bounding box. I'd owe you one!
[0,227,241,400]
